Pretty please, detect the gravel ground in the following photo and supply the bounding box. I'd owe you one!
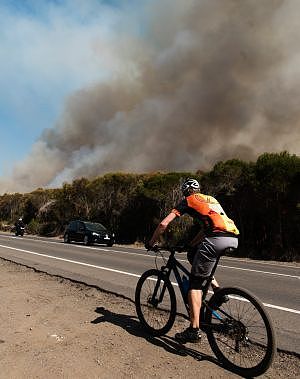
[0,258,299,379]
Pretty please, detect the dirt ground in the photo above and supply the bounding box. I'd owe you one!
[0,258,299,379]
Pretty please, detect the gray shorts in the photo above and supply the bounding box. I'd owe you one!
[191,236,238,278]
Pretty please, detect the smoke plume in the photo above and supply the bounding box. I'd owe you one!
[1,0,300,193]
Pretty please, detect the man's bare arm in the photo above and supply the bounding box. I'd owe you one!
[149,212,177,246]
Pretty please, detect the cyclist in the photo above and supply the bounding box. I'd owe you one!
[147,178,239,343]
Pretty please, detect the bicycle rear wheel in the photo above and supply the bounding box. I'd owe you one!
[205,287,276,377]
[135,269,176,336]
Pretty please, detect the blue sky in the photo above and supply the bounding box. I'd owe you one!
[0,0,146,176]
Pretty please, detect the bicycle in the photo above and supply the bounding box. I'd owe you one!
[135,245,277,377]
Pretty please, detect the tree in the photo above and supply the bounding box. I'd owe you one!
[254,152,300,259]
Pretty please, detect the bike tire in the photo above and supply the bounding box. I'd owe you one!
[205,286,276,377]
[135,269,177,336]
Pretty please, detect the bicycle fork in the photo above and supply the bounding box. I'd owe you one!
[149,270,170,306]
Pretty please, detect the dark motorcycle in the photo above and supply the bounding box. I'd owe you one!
[15,226,25,237]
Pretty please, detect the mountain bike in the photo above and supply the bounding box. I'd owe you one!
[135,246,277,377]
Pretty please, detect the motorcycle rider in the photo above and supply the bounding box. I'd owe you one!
[15,217,25,235]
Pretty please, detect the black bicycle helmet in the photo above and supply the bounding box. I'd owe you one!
[181,178,200,196]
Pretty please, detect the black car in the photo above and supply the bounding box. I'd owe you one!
[63,220,115,247]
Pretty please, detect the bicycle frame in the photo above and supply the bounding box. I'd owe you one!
[155,247,227,328]
[160,249,191,314]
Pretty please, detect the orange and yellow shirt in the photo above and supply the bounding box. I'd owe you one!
[172,193,239,237]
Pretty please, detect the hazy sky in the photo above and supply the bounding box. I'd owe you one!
[0,0,299,194]
[0,0,144,176]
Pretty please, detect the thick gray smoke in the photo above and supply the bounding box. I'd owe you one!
[1,0,300,193]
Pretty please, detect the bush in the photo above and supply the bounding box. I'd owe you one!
[37,222,59,236]
[26,219,40,235]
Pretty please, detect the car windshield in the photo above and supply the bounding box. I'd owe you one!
[84,222,107,233]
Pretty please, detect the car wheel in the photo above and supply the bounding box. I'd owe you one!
[106,243,113,247]
[83,235,90,246]
[64,233,70,243]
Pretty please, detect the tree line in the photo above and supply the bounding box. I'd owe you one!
[0,151,299,261]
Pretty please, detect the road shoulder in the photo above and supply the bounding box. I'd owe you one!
[0,258,299,378]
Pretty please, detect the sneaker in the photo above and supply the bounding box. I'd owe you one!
[175,326,201,344]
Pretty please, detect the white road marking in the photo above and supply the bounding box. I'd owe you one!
[217,265,300,279]
[1,234,299,278]
[2,232,300,268]
[0,244,141,278]
[63,243,300,279]
[0,243,299,315]
[170,283,300,315]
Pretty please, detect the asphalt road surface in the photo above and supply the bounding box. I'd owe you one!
[0,233,299,355]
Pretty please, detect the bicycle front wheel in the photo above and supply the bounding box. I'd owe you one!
[205,287,276,377]
[135,269,177,336]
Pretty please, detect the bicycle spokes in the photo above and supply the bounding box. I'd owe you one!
[135,270,177,335]
[216,303,267,359]
[206,287,276,377]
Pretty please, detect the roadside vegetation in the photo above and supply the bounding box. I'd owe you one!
[0,151,299,262]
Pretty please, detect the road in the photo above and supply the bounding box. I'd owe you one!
[0,232,299,355]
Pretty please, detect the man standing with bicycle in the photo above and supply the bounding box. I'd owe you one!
[147,178,239,343]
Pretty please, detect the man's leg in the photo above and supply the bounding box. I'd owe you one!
[188,289,202,328]
[175,239,217,343]
[174,291,202,343]
[174,285,203,343]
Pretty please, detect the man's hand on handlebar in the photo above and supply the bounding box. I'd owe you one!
[144,241,159,252]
